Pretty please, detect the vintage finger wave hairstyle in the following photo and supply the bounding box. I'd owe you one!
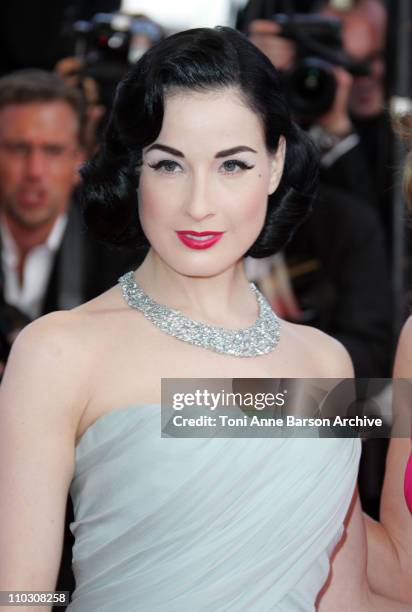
[80,26,319,258]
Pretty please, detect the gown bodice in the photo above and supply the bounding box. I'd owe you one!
[68,404,361,611]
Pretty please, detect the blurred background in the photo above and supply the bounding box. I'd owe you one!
[0,0,409,607]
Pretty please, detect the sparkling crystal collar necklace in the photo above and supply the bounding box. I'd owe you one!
[118,271,281,357]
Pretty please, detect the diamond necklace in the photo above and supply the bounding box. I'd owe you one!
[118,270,281,358]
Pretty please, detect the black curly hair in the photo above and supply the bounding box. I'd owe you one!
[79,26,318,258]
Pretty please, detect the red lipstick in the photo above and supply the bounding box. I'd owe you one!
[176,230,224,250]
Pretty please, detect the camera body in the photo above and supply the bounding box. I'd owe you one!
[273,13,369,121]
[74,13,163,106]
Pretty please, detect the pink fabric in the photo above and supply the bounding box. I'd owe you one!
[405,447,412,514]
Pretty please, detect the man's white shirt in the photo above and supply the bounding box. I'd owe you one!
[1,214,68,319]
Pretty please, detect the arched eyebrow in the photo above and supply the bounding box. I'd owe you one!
[145,144,258,158]
[145,144,183,157]
[215,146,257,158]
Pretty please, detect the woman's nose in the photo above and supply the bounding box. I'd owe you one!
[183,173,215,221]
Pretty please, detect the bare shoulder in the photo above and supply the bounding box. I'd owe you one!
[280,320,354,377]
[398,315,412,346]
[10,306,100,370]
[394,316,412,377]
[9,309,86,367]
[2,286,125,419]
[2,311,90,415]
[400,314,412,337]
[14,282,125,356]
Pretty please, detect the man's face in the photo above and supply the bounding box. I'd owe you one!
[0,101,83,229]
[323,1,387,118]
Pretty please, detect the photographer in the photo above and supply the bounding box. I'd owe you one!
[243,0,393,240]
[322,1,392,244]
[239,0,393,380]
[55,12,165,155]
[244,3,377,199]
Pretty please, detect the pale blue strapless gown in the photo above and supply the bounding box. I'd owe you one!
[68,404,361,611]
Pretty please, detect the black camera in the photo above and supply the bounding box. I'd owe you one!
[74,13,163,107]
[272,13,370,121]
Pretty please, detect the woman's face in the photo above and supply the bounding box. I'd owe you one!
[138,87,285,277]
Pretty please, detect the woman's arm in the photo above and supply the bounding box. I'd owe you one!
[365,317,412,603]
[0,312,89,611]
[318,488,412,611]
[315,330,411,610]
[365,439,412,602]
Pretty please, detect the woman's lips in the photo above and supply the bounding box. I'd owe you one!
[176,231,224,250]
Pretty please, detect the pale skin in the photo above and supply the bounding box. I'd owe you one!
[363,318,412,604]
[319,319,412,610]
[0,88,407,611]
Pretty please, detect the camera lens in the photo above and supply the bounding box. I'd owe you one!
[284,58,337,119]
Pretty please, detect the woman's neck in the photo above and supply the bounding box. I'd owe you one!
[134,249,258,328]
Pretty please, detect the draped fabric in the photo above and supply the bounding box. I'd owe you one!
[68,404,361,611]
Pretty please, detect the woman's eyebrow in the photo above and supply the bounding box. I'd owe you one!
[145,144,258,158]
[145,144,184,157]
[215,146,257,158]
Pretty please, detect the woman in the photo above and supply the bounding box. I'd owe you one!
[361,343,412,604]
[0,27,408,611]
[361,116,412,604]
[365,431,412,603]
[320,113,412,606]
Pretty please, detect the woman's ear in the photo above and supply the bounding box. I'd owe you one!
[268,136,286,195]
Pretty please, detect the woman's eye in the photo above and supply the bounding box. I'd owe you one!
[148,160,182,173]
[221,159,254,174]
